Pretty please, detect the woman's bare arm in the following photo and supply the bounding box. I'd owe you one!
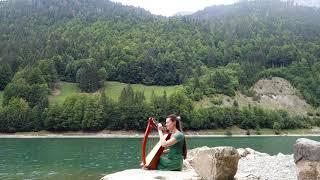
[158,123,177,148]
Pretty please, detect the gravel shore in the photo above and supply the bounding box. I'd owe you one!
[236,150,297,180]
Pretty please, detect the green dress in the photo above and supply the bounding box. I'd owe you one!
[157,131,184,171]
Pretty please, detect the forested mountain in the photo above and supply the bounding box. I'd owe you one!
[186,0,320,106]
[1,0,320,132]
[0,0,208,87]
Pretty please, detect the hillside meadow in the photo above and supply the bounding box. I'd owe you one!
[49,81,181,104]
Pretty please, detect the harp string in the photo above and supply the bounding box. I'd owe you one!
[146,125,158,160]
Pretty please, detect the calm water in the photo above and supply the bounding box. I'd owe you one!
[0,136,320,180]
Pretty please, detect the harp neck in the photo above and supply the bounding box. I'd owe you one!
[141,117,170,167]
[141,117,155,165]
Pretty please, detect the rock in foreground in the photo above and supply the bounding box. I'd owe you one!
[186,146,240,180]
[100,169,200,180]
[101,146,240,180]
[100,146,300,180]
[294,138,320,180]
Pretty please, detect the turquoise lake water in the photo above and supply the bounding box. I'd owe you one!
[0,136,319,180]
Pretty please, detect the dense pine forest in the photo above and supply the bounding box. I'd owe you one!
[0,0,320,133]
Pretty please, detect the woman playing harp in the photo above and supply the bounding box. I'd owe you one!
[142,114,187,171]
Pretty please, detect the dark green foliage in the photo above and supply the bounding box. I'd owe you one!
[75,59,104,92]
[116,102,151,131]
[150,91,169,121]
[189,105,315,131]
[61,95,85,131]
[64,58,105,92]
[37,60,59,89]
[0,85,318,132]
[82,96,104,131]
[233,100,239,108]
[115,85,151,130]
[3,67,49,108]
[1,0,320,132]
[100,90,117,128]
[266,45,300,68]
[28,105,45,131]
[119,85,135,105]
[212,70,237,96]
[0,63,13,90]
[167,91,193,128]
[51,55,74,79]
[0,98,30,132]
[1,0,320,103]
[15,67,46,85]
[185,64,240,100]
[43,104,66,131]
[44,94,105,131]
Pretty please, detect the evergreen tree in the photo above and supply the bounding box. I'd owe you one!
[1,98,30,132]
[82,97,104,131]
[76,60,104,92]
[0,63,13,90]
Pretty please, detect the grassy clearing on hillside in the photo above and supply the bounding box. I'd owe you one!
[104,81,180,102]
[49,81,180,104]
[49,82,80,104]
[0,91,3,106]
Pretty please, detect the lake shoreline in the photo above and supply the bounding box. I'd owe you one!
[0,130,319,138]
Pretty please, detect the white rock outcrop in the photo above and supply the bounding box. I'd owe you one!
[101,146,304,180]
[235,148,297,180]
[100,169,200,180]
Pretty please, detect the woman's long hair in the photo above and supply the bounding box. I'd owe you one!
[168,114,187,159]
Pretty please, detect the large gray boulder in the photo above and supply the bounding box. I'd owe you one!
[294,138,320,162]
[186,146,240,180]
[293,138,320,180]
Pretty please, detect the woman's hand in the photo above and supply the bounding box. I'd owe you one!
[157,123,163,131]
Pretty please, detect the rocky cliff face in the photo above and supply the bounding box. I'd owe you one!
[225,77,312,115]
[251,77,312,115]
[199,77,313,116]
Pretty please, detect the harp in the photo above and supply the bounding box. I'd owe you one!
[141,117,171,170]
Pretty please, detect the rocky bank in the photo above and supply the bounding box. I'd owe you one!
[101,138,320,180]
